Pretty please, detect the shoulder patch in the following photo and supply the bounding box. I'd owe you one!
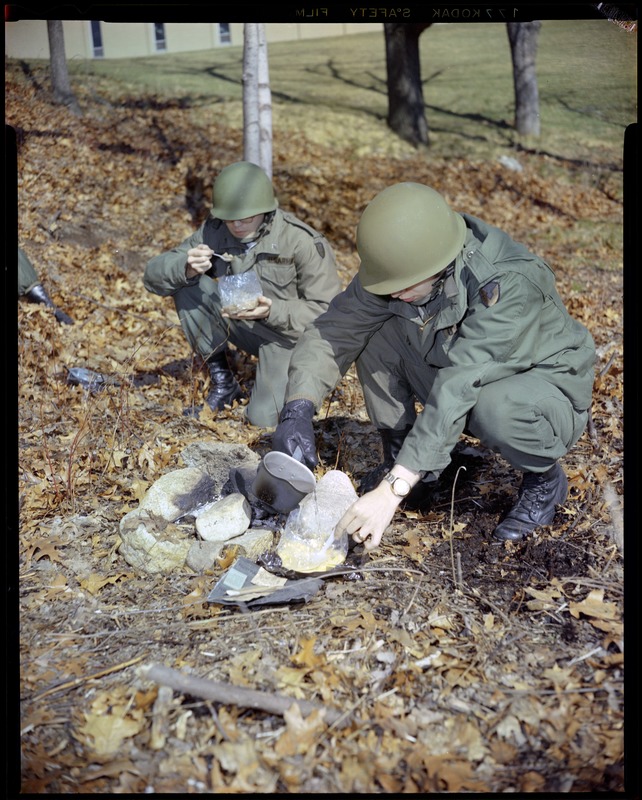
[480,280,500,307]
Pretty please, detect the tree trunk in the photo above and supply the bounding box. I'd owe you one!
[242,23,273,177]
[384,23,431,146]
[506,21,541,136]
[257,23,273,177]
[46,20,81,115]
[242,24,260,166]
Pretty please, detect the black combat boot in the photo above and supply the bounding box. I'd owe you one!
[492,463,568,542]
[183,350,243,417]
[358,426,413,494]
[204,350,243,410]
[26,284,74,325]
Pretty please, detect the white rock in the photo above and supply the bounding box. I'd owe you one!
[119,509,192,573]
[195,493,252,543]
[180,441,260,490]
[229,528,275,561]
[186,540,225,572]
[139,467,216,522]
[186,528,275,572]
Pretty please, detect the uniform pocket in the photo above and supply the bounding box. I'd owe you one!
[256,261,297,294]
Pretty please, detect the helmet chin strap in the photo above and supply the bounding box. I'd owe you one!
[408,262,455,306]
[237,213,272,244]
[238,233,260,244]
[409,292,433,307]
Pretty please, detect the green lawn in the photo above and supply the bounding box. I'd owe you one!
[16,20,638,163]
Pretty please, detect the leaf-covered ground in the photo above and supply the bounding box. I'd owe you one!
[9,61,625,794]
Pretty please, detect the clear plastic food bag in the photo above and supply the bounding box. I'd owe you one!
[218,272,263,314]
[276,470,358,573]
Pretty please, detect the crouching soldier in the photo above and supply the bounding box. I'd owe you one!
[144,161,342,427]
[272,182,596,549]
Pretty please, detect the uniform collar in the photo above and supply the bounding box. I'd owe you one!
[408,262,456,310]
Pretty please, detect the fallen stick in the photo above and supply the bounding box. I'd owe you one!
[139,663,345,727]
[27,654,146,702]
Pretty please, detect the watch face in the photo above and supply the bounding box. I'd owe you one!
[393,478,411,496]
[384,472,411,497]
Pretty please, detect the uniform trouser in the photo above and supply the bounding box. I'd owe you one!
[173,274,296,428]
[18,248,40,296]
[355,324,590,475]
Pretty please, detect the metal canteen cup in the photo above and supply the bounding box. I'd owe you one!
[251,451,316,513]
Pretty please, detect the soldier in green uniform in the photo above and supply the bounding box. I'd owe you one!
[272,182,596,548]
[144,161,342,427]
[18,247,74,325]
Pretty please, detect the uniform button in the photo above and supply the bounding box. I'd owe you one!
[467,250,475,258]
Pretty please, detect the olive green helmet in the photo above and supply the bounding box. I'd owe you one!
[211,161,278,220]
[357,182,466,295]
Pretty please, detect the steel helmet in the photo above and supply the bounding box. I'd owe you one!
[211,161,278,220]
[357,182,466,295]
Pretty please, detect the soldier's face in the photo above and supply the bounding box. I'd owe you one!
[225,214,265,239]
[391,269,446,303]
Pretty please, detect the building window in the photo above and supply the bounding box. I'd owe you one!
[154,22,167,51]
[91,20,103,58]
[219,23,231,44]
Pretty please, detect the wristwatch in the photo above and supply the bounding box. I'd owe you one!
[383,472,411,498]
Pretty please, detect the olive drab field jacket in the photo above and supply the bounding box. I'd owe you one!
[18,247,39,296]
[284,213,597,476]
[143,209,342,344]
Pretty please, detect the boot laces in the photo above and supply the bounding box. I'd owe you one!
[516,470,556,514]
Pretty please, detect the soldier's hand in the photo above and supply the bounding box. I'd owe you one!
[222,296,272,320]
[272,399,317,469]
[334,486,400,551]
[185,244,213,278]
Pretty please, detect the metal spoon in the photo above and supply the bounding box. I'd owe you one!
[211,251,234,262]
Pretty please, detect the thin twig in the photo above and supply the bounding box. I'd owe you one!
[561,488,594,535]
[598,351,617,377]
[503,684,622,696]
[205,701,231,741]
[66,413,90,510]
[586,407,599,447]
[39,399,63,501]
[456,552,463,591]
[26,654,146,702]
[449,466,466,590]
[402,583,421,617]
[325,692,370,732]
